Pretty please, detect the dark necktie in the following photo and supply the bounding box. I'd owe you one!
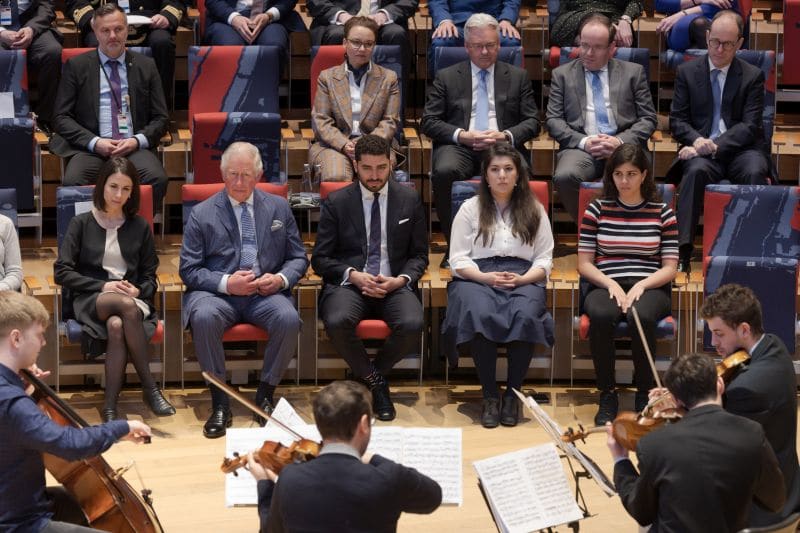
[10,0,19,31]
[365,192,381,276]
[107,60,123,140]
[239,202,257,272]
[710,69,722,139]
[590,70,614,135]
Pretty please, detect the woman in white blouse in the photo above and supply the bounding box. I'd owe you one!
[0,213,22,291]
[442,143,555,428]
[54,157,174,422]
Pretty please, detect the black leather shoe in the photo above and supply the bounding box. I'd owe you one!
[204,406,232,438]
[253,398,274,426]
[500,395,519,427]
[371,384,396,421]
[594,390,619,426]
[634,391,650,413]
[439,256,449,270]
[143,387,176,416]
[101,407,118,423]
[481,398,501,428]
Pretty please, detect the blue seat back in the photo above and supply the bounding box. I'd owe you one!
[56,186,95,322]
[0,49,29,116]
[431,46,524,73]
[555,47,651,80]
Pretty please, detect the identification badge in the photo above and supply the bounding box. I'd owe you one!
[117,113,129,135]
[118,0,130,13]
[0,6,11,26]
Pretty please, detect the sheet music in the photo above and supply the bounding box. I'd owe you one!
[263,397,321,443]
[367,427,463,506]
[473,444,584,533]
[513,389,616,497]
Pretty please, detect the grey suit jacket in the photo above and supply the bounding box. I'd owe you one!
[546,58,656,150]
[179,189,308,328]
[421,59,539,150]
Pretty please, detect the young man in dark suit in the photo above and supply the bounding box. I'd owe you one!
[668,10,769,272]
[311,134,428,421]
[421,12,539,267]
[610,352,785,531]
[248,380,442,532]
[700,283,800,526]
[51,4,169,208]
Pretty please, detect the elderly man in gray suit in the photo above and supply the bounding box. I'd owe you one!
[547,13,656,223]
[180,142,308,439]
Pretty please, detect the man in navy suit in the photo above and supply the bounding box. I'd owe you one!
[180,141,308,438]
[248,380,442,532]
[311,135,428,421]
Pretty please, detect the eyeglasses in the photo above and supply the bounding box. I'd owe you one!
[346,38,375,50]
[579,42,610,53]
[708,38,738,51]
[466,42,498,51]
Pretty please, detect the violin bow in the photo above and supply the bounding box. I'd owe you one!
[202,371,307,442]
[630,305,663,389]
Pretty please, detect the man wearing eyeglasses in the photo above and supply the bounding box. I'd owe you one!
[421,12,539,269]
[546,13,656,224]
[668,10,769,274]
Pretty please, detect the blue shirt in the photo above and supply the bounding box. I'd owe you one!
[0,363,129,532]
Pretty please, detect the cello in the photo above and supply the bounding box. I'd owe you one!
[21,368,164,533]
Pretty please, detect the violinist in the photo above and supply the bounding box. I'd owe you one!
[701,283,800,526]
[0,292,151,533]
[247,380,442,533]
[609,352,785,532]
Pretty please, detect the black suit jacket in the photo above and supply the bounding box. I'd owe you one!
[261,452,442,532]
[421,59,540,152]
[614,404,785,533]
[50,49,169,158]
[205,0,306,33]
[311,180,428,287]
[725,334,800,526]
[67,0,185,33]
[306,0,418,30]
[668,55,765,180]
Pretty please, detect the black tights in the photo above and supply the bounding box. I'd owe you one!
[469,334,534,399]
[95,292,156,409]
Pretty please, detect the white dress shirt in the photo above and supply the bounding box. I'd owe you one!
[579,64,618,150]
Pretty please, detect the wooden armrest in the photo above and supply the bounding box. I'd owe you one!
[157,273,173,287]
[650,131,663,142]
[45,275,57,290]
[176,129,191,142]
[281,128,295,141]
[403,127,418,140]
[301,128,315,141]
[23,276,41,294]
[187,7,199,17]
[35,131,49,145]
[439,268,453,282]
[561,269,579,284]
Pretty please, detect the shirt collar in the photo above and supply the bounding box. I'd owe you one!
[358,181,388,201]
[319,442,362,459]
[98,49,127,66]
[586,64,609,75]
[0,361,23,389]
[708,57,731,76]
[227,193,255,209]
[470,62,495,77]
[748,334,766,355]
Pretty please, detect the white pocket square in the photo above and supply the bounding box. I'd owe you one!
[398,218,409,225]
[271,220,284,231]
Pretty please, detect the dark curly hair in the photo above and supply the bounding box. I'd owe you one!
[601,143,660,203]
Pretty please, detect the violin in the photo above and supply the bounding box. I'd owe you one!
[20,369,163,533]
[561,406,685,452]
[717,350,750,382]
[221,438,320,476]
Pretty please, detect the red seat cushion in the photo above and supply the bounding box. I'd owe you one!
[355,320,391,340]
[222,324,269,342]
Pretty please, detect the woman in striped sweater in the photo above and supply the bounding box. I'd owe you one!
[577,143,678,426]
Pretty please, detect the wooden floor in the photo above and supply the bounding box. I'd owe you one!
[49,382,799,532]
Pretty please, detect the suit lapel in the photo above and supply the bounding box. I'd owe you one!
[89,51,101,125]
[215,192,240,249]
[125,52,137,129]
[607,59,621,120]
[345,185,368,254]
[458,62,472,129]
[493,62,508,130]
[700,58,714,133]
[721,58,742,125]
[573,61,587,120]
[385,181,402,261]
[253,190,275,256]
[331,65,354,132]
[359,64,382,123]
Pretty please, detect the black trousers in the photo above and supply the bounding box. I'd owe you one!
[430,144,483,246]
[583,279,671,392]
[5,29,62,126]
[320,284,422,378]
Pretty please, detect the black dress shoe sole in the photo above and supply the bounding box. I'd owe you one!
[203,414,233,439]
[375,410,396,422]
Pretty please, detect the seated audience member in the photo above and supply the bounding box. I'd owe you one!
[204,0,304,74]
[179,142,308,439]
[547,13,656,224]
[51,4,169,209]
[0,291,152,533]
[310,16,400,182]
[421,13,539,268]
[656,0,738,51]
[0,213,22,292]
[66,0,184,107]
[311,135,427,421]
[0,0,61,133]
[248,380,442,532]
[667,10,767,272]
[429,0,520,49]
[550,1,643,47]
[441,143,554,429]
[577,143,677,426]
[54,157,175,422]
[610,352,785,531]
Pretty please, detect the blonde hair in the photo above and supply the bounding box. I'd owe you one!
[0,292,50,338]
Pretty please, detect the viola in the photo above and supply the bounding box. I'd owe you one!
[561,407,685,452]
[221,438,320,476]
[717,350,750,382]
[20,368,163,533]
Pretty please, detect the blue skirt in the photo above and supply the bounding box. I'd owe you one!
[442,257,555,368]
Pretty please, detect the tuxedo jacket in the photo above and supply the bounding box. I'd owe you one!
[310,62,400,153]
[306,0,418,30]
[67,0,185,33]
[262,452,442,532]
[421,59,540,151]
[546,57,656,150]
[179,189,308,328]
[50,49,169,158]
[669,55,765,162]
[614,404,785,533]
[311,180,427,288]
[205,0,306,33]
[725,334,800,526]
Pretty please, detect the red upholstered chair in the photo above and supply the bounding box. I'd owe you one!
[178,183,298,388]
[309,45,345,107]
[313,180,425,384]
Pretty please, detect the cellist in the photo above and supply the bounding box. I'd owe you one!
[609,352,785,532]
[0,291,151,533]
